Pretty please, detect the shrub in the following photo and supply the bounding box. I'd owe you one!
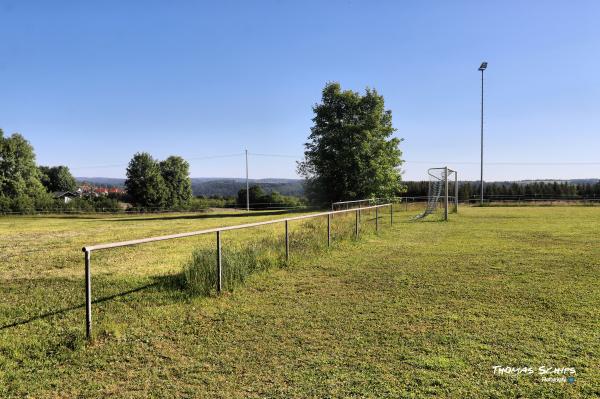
[181,238,282,296]
[91,196,121,212]
[180,218,334,297]
[10,195,35,214]
[0,196,11,213]
[236,186,305,209]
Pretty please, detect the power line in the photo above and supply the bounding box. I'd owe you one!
[187,153,245,161]
[66,153,600,170]
[69,153,245,170]
[251,154,600,166]
[249,152,301,159]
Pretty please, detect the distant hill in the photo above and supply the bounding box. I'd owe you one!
[76,177,305,197]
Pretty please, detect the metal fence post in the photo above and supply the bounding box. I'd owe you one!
[444,166,449,221]
[355,209,359,239]
[376,206,379,233]
[454,171,459,213]
[84,249,92,339]
[216,231,222,292]
[327,214,331,247]
[285,220,289,261]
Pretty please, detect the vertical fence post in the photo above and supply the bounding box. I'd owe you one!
[355,209,359,239]
[444,167,449,221]
[84,249,92,340]
[285,220,289,261]
[216,231,222,292]
[376,206,379,233]
[454,171,459,213]
[327,214,331,247]
[390,203,393,225]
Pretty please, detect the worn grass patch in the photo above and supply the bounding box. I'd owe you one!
[1,206,599,397]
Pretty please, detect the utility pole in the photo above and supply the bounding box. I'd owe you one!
[478,61,487,205]
[245,149,249,212]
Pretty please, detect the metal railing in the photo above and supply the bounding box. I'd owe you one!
[81,203,393,339]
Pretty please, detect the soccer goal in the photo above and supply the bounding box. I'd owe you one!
[414,167,458,221]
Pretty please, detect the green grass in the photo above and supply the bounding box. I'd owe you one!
[1,206,599,397]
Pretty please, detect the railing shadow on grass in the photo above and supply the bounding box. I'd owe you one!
[0,279,176,331]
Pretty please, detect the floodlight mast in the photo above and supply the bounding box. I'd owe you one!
[478,62,487,205]
[245,149,250,212]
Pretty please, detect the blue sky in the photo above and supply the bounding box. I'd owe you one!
[1,1,598,181]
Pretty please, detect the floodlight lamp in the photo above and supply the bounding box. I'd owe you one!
[479,62,488,71]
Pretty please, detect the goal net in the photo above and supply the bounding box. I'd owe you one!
[414,167,458,220]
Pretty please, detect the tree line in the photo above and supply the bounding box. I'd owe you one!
[0,130,304,213]
[0,129,196,213]
[0,129,86,213]
[403,180,600,201]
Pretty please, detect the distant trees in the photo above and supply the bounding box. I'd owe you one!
[38,165,77,192]
[403,180,600,201]
[298,82,404,204]
[237,185,266,206]
[0,129,52,212]
[236,185,303,209]
[125,152,192,209]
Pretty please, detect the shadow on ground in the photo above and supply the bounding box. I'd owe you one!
[0,274,185,332]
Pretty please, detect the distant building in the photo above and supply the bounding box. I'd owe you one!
[75,185,125,198]
[108,187,125,194]
[94,187,109,196]
[53,191,78,204]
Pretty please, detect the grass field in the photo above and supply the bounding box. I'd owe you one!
[1,206,599,397]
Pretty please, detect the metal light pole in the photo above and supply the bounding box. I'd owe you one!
[245,149,249,212]
[478,61,487,205]
[444,166,449,221]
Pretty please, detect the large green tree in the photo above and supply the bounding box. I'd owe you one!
[159,156,192,208]
[0,129,47,199]
[38,165,77,192]
[125,152,168,209]
[297,82,404,204]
